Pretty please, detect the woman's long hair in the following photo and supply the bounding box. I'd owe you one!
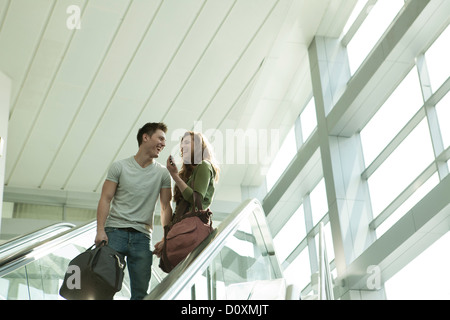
[173,131,220,204]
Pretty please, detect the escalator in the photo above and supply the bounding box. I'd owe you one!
[1,220,95,299]
[0,222,75,258]
[146,199,285,300]
[0,219,137,299]
[0,199,285,300]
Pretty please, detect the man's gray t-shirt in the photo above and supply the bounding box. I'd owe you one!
[104,156,171,237]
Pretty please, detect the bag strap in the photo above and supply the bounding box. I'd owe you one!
[86,240,106,252]
[170,176,200,225]
[188,176,204,213]
[169,170,214,229]
[113,253,125,289]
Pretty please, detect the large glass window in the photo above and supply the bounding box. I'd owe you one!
[436,92,450,150]
[273,204,306,263]
[310,178,328,226]
[341,0,367,36]
[300,98,317,143]
[376,173,439,237]
[313,221,335,265]
[385,232,450,299]
[265,126,296,191]
[425,24,450,92]
[368,119,434,216]
[283,248,311,295]
[347,0,404,75]
[261,0,449,300]
[361,68,423,166]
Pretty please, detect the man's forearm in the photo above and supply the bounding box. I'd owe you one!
[96,198,110,231]
[160,205,173,228]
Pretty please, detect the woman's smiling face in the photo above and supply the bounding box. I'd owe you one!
[180,135,192,164]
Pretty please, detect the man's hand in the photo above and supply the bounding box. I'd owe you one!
[95,229,108,247]
[153,239,164,257]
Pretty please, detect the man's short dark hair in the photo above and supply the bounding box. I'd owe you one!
[137,122,168,146]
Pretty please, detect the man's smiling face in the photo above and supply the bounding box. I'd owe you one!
[143,129,166,158]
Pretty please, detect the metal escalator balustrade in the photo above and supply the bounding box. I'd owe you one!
[0,220,144,299]
[0,222,75,300]
[0,220,98,299]
[0,220,96,278]
[146,199,285,300]
[0,198,282,300]
[0,217,162,299]
[0,222,75,257]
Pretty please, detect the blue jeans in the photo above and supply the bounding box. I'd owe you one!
[105,227,153,300]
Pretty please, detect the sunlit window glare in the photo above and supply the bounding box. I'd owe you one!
[300,98,317,143]
[283,248,311,295]
[310,178,327,226]
[342,0,367,36]
[368,119,434,216]
[347,0,404,75]
[360,68,423,166]
[265,126,296,191]
[375,173,439,237]
[385,232,450,300]
[266,0,449,300]
[435,87,450,151]
[266,98,317,192]
[273,205,305,262]
[425,24,450,92]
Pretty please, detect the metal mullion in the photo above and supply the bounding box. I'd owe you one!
[369,161,436,230]
[416,54,449,179]
[282,214,330,268]
[303,194,318,276]
[342,0,378,47]
[362,107,426,180]
[437,145,450,164]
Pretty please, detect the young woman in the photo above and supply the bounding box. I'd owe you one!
[153,131,220,257]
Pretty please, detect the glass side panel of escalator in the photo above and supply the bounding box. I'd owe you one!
[157,203,283,300]
[0,223,75,260]
[0,226,132,300]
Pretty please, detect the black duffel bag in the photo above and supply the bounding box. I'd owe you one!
[59,241,126,300]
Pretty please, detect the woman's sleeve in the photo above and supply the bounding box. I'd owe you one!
[182,161,212,204]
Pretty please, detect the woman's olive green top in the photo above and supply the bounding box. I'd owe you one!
[181,160,216,210]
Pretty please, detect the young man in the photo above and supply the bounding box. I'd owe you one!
[95,122,173,300]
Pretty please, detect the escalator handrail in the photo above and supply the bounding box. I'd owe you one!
[0,219,164,290]
[146,198,282,300]
[0,222,75,254]
[1,199,276,295]
[0,219,97,277]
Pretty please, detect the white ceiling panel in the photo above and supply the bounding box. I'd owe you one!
[64,94,145,191]
[56,1,130,87]
[9,82,86,187]
[40,1,159,190]
[1,0,356,208]
[115,0,205,104]
[168,0,276,114]
[6,0,130,188]
[103,1,240,177]
[0,0,55,102]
